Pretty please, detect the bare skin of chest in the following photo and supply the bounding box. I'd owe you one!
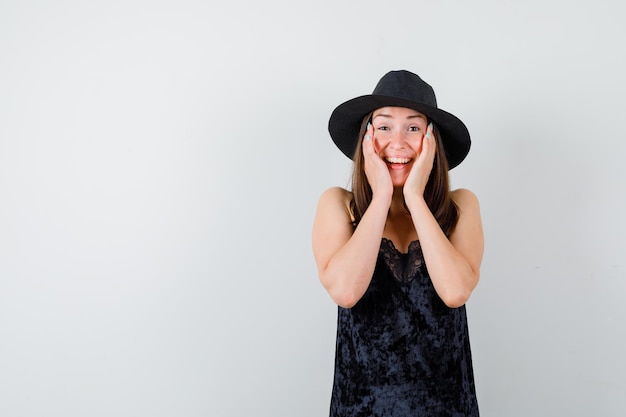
[383,212,417,253]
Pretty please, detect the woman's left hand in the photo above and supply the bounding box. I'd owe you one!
[403,123,436,200]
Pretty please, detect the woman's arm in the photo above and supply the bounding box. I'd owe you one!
[313,123,394,308]
[406,188,484,308]
[403,124,484,308]
[312,187,390,308]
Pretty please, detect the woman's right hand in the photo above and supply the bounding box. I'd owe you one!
[363,122,393,200]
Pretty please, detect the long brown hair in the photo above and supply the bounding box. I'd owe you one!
[349,112,459,237]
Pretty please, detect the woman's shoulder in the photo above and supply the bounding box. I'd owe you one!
[319,186,353,201]
[316,187,354,221]
[451,188,480,213]
[451,188,478,201]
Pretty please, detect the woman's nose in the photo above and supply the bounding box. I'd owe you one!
[388,131,408,148]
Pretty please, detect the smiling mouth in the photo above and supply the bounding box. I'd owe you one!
[384,157,411,164]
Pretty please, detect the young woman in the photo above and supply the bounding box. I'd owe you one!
[312,70,484,416]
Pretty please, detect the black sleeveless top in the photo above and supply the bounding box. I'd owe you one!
[330,238,479,417]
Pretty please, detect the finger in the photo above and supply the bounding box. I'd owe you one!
[362,122,376,156]
[425,122,433,141]
[423,122,436,156]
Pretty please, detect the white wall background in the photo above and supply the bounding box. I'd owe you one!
[1,0,624,416]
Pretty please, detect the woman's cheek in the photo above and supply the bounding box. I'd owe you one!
[373,137,383,154]
[415,135,425,154]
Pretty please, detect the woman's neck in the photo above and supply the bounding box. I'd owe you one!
[389,188,410,217]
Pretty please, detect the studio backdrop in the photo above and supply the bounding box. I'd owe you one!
[0,1,624,416]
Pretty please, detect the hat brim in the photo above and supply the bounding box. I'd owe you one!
[328,95,471,169]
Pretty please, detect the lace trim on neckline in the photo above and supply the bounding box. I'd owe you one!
[380,238,424,283]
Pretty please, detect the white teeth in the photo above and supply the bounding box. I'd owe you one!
[385,157,411,164]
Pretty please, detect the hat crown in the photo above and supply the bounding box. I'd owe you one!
[372,70,438,108]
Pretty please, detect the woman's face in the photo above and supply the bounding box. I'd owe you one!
[371,106,428,186]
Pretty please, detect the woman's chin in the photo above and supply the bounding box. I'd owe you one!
[390,175,409,188]
[387,163,412,187]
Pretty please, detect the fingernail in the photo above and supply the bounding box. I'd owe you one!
[365,134,371,141]
[426,123,433,138]
[367,122,371,130]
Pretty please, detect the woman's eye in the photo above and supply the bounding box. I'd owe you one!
[377,126,389,131]
[408,126,420,132]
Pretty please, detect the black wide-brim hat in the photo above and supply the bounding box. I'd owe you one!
[328,70,471,170]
